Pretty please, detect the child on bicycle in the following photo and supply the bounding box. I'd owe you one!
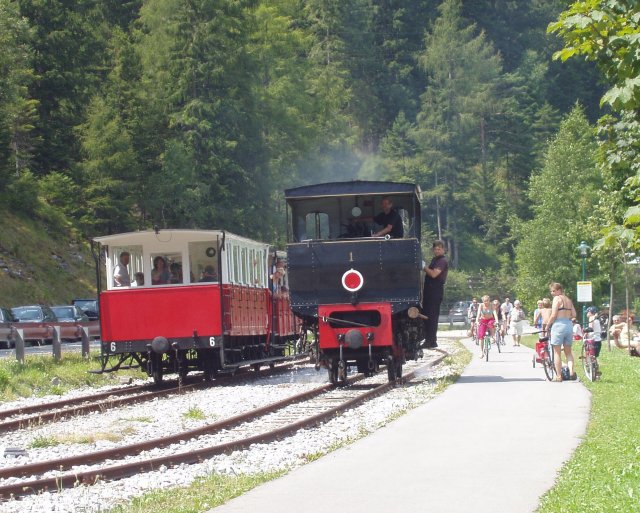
[586,308,602,358]
[476,295,498,359]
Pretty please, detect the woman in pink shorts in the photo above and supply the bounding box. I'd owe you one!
[475,295,499,359]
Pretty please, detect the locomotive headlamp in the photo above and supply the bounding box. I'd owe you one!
[345,329,364,349]
[341,268,364,292]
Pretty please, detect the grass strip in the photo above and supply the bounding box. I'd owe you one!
[0,352,141,401]
[521,334,640,513]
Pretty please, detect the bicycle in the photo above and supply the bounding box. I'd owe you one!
[581,331,600,382]
[481,330,492,361]
[532,331,555,381]
[493,324,502,353]
[469,320,478,345]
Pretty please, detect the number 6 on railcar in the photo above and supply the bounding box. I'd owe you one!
[285,181,426,383]
[93,230,303,383]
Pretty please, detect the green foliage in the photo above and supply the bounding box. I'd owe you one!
[514,106,602,309]
[0,0,38,189]
[6,170,39,214]
[29,435,61,448]
[39,171,81,218]
[549,0,640,250]
[183,406,206,421]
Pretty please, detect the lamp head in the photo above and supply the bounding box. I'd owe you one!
[578,241,590,257]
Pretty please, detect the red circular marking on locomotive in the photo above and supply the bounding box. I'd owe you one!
[341,269,364,292]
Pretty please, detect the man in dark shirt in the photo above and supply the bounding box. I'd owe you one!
[422,240,449,349]
[372,197,404,238]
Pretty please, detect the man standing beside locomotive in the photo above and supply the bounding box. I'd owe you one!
[422,240,449,349]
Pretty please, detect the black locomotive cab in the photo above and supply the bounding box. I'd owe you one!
[285,181,426,383]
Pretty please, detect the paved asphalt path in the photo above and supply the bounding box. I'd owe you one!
[209,330,591,513]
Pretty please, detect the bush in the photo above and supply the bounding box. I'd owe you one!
[6,170,40,214]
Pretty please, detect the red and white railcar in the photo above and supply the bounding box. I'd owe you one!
[93,229,302,382]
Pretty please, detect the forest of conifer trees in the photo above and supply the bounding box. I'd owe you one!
[0,0,637,308]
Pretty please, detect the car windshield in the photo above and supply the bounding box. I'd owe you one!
[12,307,42,321]
[52,307,74,320]
[74,300,96,311]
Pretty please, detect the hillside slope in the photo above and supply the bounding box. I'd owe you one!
[0,209,97,307]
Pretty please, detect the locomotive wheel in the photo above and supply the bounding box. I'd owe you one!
[328,361,339,384]
[387,357,397,382]
[395,360,403,379]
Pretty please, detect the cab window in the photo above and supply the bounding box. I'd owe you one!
[305,212,330,240]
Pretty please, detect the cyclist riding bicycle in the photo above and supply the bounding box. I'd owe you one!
[467,297,479,338]
[476,295,498,359]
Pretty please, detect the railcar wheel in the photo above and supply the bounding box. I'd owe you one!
[151,353,164,384]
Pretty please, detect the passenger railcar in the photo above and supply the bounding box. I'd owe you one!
[93,230,302,383]
[285,181,426,383]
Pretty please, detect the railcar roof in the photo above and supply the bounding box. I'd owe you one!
[284,180,421,200]
[93,229,267,248]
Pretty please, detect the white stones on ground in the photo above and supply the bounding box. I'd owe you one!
[0,344,459,513]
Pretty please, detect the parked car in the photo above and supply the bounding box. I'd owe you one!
[72,298,99,320]
[11,305,57,345]
[51,305,90,342]
[448,300,473,326]
[54,305,101,341]
[0,307,16,349]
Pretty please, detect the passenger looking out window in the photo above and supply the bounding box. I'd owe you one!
[113,252,131,287]
[151,256,171,285]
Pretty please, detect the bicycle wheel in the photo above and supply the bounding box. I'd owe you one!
[485,336,490,362]
[543,346,555,381]
[495,331,501,353]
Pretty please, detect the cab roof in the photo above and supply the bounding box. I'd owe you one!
[285,181,421,200]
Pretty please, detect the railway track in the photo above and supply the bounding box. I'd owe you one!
[0,361,307,434]
[0,352,447,499]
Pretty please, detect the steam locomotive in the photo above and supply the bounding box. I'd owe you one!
[93,229,302,383]
[285,181,426,383]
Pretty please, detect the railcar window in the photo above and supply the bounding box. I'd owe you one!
[188,241,219,283]
[112,245,143,288]
[249,249,256,285]
[305,212,330,240]
[256,248,266,286]
[241,247,248,285]
[150,253,182,285]
[232,245,240,283]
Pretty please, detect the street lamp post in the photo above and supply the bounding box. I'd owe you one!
[578,241,590,326]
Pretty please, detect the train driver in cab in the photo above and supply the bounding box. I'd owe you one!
[372,197,403,238]
[362,197,404,238]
